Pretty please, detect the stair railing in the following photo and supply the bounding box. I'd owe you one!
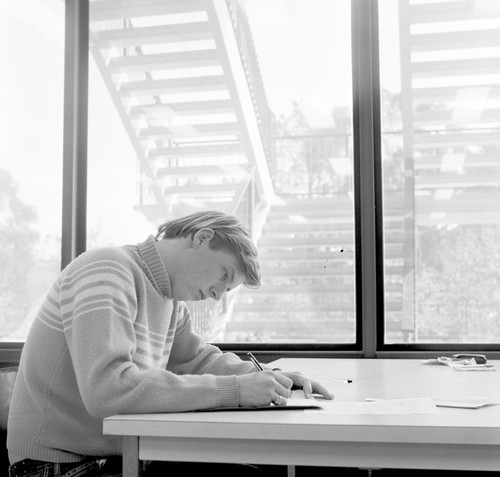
[225,0,274,168]
[187,169,262,341]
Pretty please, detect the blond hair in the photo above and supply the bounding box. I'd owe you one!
[156,211,260,288]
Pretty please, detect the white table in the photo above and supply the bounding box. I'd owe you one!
[103,358,500,476]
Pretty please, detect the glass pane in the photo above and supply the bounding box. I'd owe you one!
[88,0,354,343]
[379,0,500,343]
[0,0,64,341]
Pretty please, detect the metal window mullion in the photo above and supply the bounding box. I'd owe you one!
[351,0,383,357]
[61,0,89,268]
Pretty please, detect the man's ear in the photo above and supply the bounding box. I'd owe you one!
[193,228,214,248]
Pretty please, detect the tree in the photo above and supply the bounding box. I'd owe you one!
[271,89,403,196]
[272,101,352,196]
[416,225,500,341]
[0,168,39,337]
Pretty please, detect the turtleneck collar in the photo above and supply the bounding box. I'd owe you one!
[137,235,173,298]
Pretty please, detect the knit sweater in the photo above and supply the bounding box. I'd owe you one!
[7,235,255,463]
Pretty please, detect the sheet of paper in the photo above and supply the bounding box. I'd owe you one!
[310,397,439,414]
[198,392,322,412]
[431,396,500,409]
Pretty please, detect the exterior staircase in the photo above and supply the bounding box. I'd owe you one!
[86,0,500,344]
[89,0,274,224]
[87,0,413,343]
[89,0,278,339]
[399,0,500,225]
[87,0,407,343]
[227,195,406,343]
[395,0,500,341]
[226,196,357,343]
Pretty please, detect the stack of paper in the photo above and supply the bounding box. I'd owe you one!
[422,356,495,371]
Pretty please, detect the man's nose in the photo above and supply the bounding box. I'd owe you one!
[211,284,225,301]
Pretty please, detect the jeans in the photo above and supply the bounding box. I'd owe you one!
[9,458,276,477]
[8,458,122,477]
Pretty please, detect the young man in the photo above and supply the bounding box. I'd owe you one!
[7,210,333,477]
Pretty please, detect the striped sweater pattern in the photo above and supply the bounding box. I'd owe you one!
[7,235,254,463]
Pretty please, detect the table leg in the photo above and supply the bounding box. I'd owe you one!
[287,465,296,477]
[122,436,140,477]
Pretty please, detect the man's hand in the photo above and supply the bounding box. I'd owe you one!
[276,371,334,400]
[237,370,293,407]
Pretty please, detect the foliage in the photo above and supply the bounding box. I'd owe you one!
[271,90,403,196]
[416,225,500,341]
[0,168,39,335]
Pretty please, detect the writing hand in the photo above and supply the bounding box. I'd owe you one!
[237,370,293,407]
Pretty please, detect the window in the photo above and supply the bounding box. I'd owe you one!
[379,0,500,345]
[87,0,356,346]
[0,0,64,343]
[1,0,499,358]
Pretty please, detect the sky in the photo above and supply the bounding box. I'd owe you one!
[0,0,65,236]
[0,0,151,244]
[243,0,401,125]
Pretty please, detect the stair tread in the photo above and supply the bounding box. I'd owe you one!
[90,0,205,21]
[138,123,239,139]
[120,75,227,96]
[149,143,244,157]
[109,50,220,72]
[94,21,212,48]
[131,100,234,118]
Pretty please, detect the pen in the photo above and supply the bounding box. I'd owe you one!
[247,352,264,371]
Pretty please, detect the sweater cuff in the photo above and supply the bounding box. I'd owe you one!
[215,375,240,407]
